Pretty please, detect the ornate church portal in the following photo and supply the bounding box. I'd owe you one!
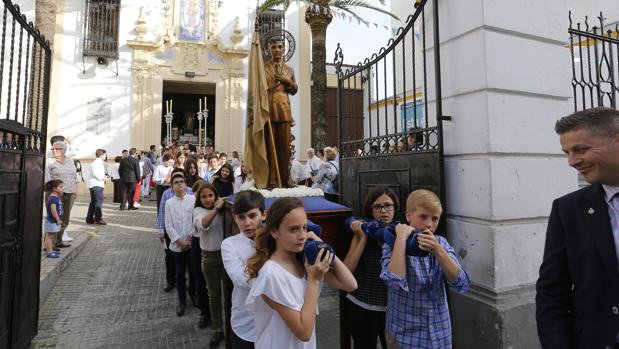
[127,1,248,152]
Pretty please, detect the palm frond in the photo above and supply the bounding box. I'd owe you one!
[329,0,399,20]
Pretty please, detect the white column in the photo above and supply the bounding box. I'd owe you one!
[428,0,575,347]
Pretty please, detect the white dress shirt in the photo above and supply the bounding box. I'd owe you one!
[602,184,619,344]
[307,155,322,174]
[88,158,106,189]
[154,164,172,186]
[222,233,256,341]
[164,193,195,252]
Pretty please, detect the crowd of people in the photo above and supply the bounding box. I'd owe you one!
[41,135,471,349]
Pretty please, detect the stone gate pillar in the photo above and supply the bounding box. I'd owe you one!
[428,1,576,347]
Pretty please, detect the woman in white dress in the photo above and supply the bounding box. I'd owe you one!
[246,197,357,349]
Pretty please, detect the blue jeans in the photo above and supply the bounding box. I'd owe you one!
[87,186,104,222]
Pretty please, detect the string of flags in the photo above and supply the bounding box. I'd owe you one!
[292,0,420,38]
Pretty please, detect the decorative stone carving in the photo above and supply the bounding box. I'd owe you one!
[230,17,243,48]
[230,74,243,108]
[207,1,220,39]
[127,0,176,52]
[133,64,158,94]
[161,0,177,46]
[134,7,148,40]
[182,43,201,69]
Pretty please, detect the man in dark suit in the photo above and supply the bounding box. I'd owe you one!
[118,148,141,211]
[536,107,619,349]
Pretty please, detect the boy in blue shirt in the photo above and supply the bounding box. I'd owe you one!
[380,189,469,349]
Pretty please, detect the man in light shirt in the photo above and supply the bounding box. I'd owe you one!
[164,172,196,317]
[86,149,108,225]
[306,147,322,182]
[153,154,174,210]
[221,190,266,349]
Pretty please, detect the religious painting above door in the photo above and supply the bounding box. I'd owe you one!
[179,0,204,42]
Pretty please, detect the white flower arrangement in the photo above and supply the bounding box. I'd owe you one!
[237,181,324,198]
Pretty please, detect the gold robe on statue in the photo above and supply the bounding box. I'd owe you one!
[264,60,297,187]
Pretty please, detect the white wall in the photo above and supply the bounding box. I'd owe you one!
[51,0,134,158]
[429,0,575,291]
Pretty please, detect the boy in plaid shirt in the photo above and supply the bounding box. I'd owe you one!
[380,189,469,349]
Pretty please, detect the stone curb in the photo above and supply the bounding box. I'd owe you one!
[39,230,94,305]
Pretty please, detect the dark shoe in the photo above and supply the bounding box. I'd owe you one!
[164,283,175,292]
[198,315,210,329]
[119,204,125,211]
[85,219,95,224]
[55,242,71,248]
[209,331,224,348]
[127,206,138,211]
[95,220,107,225]
[176,303,186,316]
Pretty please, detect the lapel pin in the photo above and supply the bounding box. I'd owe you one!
[588,208,595,215]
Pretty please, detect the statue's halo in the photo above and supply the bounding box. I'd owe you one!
[262,29,296,62]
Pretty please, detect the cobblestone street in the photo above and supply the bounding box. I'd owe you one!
[30,197,340,349]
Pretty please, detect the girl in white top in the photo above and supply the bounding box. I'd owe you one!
[233,164,253,193]
[192,181,226,348]
[245,197,358,349]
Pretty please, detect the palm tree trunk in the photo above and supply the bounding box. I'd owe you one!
[29,0,55,132]
[305,10,332,151]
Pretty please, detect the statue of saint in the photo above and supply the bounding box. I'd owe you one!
[264,36,298,187]
[183,111,195,133]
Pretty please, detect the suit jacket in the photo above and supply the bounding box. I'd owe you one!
[118,156,140,184]
[536,184,619,349]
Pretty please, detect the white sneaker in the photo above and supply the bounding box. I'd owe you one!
[62,232,74,242]
[133,202,141,208]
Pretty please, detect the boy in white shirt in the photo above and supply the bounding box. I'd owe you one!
[221,190,266,349]
[86,149,108,224]
[164,172,196,316]
[154,154,174,210]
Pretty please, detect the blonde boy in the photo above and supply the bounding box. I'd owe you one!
[380,189,470,349]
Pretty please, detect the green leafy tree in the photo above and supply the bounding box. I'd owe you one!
[259,0,397,151]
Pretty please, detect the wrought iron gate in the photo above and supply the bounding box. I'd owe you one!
[335,0,447,224]
[0,1,51,348]
[568,11,619,111]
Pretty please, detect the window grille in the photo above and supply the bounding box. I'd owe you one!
[83,0,120,59]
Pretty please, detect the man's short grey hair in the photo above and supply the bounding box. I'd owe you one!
[307,147,315,153]
[555,107,619,138]
[52,141,67,152]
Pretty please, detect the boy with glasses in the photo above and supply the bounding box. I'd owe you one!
[164,172,196,316]
[157,168,193,293]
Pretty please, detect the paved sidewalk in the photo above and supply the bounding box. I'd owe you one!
[31,197,341,349]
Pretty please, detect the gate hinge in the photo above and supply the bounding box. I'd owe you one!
[439,115,452,121]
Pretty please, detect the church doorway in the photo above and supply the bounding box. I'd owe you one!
[161,81,216,149]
